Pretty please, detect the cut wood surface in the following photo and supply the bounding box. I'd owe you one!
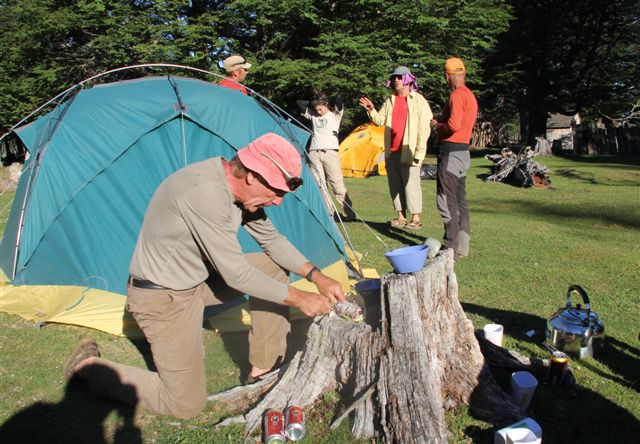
[211,249,528,443]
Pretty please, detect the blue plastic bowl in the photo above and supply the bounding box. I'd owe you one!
[384,245,429,273]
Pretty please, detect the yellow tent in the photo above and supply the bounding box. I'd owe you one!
[339,123,387,178]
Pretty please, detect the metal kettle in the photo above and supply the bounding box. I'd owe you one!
[546,285,605,359]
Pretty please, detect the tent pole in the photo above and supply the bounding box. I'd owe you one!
[10,93,78,279]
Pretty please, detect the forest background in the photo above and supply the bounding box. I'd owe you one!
[1,0,639,147]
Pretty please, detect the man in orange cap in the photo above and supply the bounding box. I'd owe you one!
[219,54,252,95]
[431,57,478,258]
[63,133,345,419]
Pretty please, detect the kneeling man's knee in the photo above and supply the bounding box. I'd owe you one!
[169,396,207,419]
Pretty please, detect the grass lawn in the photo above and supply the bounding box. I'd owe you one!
[1,153,639,443]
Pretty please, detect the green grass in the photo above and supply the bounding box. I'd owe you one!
[1,154,639,443]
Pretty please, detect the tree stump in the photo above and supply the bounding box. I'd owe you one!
[210,249,527,443]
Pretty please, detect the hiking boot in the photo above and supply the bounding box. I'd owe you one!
[63,338,100,382]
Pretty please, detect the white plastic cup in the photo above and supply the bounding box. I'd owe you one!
[509,371,538,410]
[483,323,504,347]
[506,427,541,444]
[493,417,542,444]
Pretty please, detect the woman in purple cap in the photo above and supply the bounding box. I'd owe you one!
[359,66,433,230]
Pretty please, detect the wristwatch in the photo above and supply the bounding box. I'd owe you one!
[305,266,320,282]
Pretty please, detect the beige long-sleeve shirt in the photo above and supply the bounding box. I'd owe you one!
[367,91,433,167]
[129,158,307,303]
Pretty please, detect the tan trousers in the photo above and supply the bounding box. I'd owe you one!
[308,149,355,218]
[385,151,422,215]
[87,253,290,419]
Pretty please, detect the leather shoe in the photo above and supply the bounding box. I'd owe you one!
[63,338,100,382]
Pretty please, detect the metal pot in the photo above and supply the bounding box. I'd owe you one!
[546,285,605,359]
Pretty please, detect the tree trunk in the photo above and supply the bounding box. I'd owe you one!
[211,250,528,442]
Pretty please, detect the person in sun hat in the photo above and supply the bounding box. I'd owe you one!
[218,54,252,95]
[430,57,478,259]
[63,133,345,419]
[359,65,433,231]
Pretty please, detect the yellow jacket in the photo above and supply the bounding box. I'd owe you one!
[367,91,433,166]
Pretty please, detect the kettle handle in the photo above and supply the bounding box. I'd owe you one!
[566,284,591,311]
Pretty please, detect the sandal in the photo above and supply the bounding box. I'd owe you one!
[389,218,408,228]
[404,220,423,230]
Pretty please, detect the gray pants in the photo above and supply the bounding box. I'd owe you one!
[437,144,471,256]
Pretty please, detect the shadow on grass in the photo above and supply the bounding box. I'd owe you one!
[473,196,640,229]
[362,220,428,248]
[462,303,545,345]
[474,164,495,182]
[0,367,141,444]
[218,317,315,384]
[554,153,640,166]
[470,147,500,158]
[463,303,640,442]
[554,167,640,187]
[580,336,640,393]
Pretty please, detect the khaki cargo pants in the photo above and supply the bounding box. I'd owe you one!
[308,149,356,218]
[385,151,423,215]
[87,253,290,419]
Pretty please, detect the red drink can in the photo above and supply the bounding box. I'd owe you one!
[549,351,569,385]
[263,409,286,443]
[284,406,306,441]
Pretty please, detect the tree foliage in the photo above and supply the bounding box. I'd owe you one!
[1,0,637,146]
[0,0,227,132]
[483,0,640,143]
[217,0,512,130]
[0,0,512,135]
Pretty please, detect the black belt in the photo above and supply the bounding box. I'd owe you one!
[128,276,168,290]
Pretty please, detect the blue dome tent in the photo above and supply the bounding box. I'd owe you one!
[0,69,349,336]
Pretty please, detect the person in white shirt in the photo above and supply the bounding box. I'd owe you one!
[298,90,356,221]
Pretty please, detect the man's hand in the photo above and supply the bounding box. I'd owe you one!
[298,263,346,304]
[312,273,346,304]
[359,96,375,112]
[283,288,333,317]
[430,118,439,127]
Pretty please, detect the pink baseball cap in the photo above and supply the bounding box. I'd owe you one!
[237,133,303,192]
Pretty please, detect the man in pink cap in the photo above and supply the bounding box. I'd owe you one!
[63,133,345,419]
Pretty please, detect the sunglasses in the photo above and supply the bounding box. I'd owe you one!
[232,58,248,67]
[390,74,403,81]
[259,152,304,192]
